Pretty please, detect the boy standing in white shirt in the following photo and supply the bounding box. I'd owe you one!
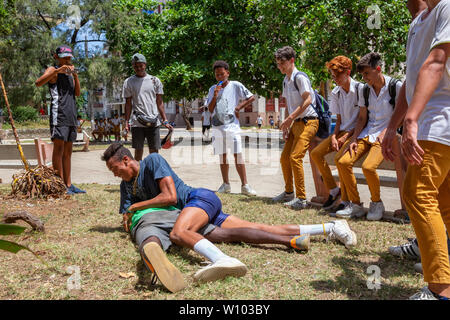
[272,46,319,210]
[399,0,450,300]
[206,60,257,196]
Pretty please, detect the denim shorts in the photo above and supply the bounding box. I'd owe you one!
[184,188,229,226]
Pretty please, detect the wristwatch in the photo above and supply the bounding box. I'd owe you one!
[163,120,169,125]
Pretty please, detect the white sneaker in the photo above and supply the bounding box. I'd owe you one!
[367,201,385,221]
[409,287,439,300]
[217,183,231,194]
[241,184,257,196]
[388,238,421,260]
[283,198,308,210]
[328,220,357,248]
[193,257,247,283]
[335,202,365,219]
[272,191,295,203]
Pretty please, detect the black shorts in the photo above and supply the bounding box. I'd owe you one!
[50,125,77,142]
[202,125,211,134]
[131,126,161,150]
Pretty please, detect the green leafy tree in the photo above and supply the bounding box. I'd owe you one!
[109,0,411,107]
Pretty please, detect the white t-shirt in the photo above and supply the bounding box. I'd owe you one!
[329,78,362,132]
[282,68,318,119]
[257,117,263,124]
[406,0,450,146]
[123,74,164,128]
[111,118,121,126]
[357,75,403,143]
[206,81,253,133]
[202,110,211,126]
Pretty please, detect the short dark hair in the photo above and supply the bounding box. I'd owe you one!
[101,142,134,162]
[213,60,229,71]
[274,46,296,61]
[356,52,382,72]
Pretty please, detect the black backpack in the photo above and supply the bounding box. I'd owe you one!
[361,78,401,108]
[360,77,401,133]
[285,71,332,139]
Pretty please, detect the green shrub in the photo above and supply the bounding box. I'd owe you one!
[10,106,38,123]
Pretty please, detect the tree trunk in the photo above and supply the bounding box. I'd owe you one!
[3,211,45,232]
[181,99,193,130]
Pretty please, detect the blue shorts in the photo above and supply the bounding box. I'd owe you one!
[184,188,229,227]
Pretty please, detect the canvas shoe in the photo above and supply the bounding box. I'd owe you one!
[289,234,310,252]
[329,202,348,217]
[193,256,247,283]
[335,202,365,219]
[241,184,257,196]
[367,201,385,221]
[217,182,231,194]
[272,191,295,203]
[328,220,357,248]
[388,238,421,260]
[141,242,186,293]
[66,184,86,195]
[283,198,308,210]
[409,287,440,300]
[322,189,341,210]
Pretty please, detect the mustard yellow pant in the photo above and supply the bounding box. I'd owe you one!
[335,137,384,203]
[310,131,352,200]
[403,140,450,284]
[280,119,319,199]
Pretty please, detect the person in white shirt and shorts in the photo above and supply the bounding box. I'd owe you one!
[206,60,257,196]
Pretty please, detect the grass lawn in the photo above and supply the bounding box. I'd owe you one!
[0,184,423,300]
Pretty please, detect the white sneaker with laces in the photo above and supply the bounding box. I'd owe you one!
[193,257,247,283]
[217,183,231,194]
[328,220,357,248]
[241,184,257,196]
[284,198,308,210]
[335,202,365,218]
[409,287,439,300]
[388,238,421,260]
[272,191,295,203]
[367,201,385,221]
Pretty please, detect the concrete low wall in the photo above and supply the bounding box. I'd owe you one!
[1,128,93,140]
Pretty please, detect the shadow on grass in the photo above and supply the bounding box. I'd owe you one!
[103,188,120,193]
[309,250,421,300]
[89,225,123,233]
[237,196,276,205]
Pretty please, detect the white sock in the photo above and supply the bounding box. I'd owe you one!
[193,238,229,263]
[299,223,334,236]
[330,187,340,197]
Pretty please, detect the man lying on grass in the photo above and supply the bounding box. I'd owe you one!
[102,142,357,293]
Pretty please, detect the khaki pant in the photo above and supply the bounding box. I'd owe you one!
[335,137,384,203]
[280,119,319,199]
[310,131,352,200]
[403,140,450,284]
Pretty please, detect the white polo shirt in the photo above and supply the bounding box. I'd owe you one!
[406,0,450,146]
[357,75,403,143]
[329,78,362,132]
[282,68,318,119]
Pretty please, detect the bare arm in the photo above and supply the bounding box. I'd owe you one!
[35,67,58,87]
[124,97,132,131]
[402,44,449,165]
[73,73,81,97]
[127,176,178,212]
[280,91,312,133]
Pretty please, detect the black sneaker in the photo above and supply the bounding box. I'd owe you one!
[322,190,341,210]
